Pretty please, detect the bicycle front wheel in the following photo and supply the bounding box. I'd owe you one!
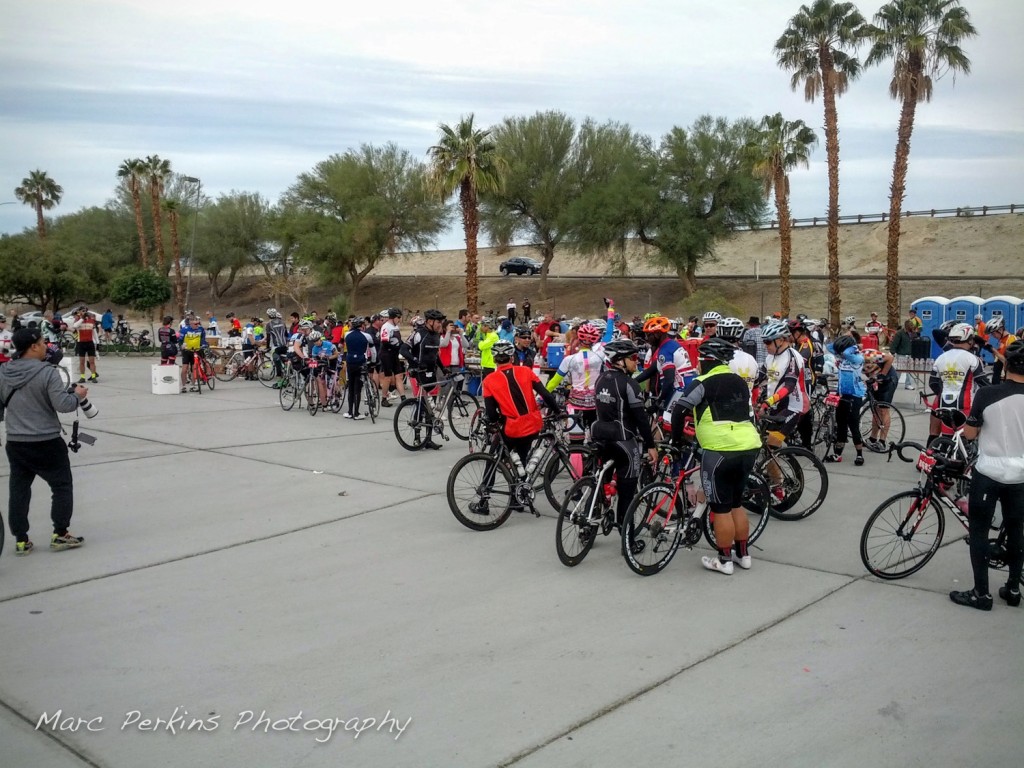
[257,356,277,386]
[860,490,945,579]
[859,401,906,451]
[364,379,379,423]
[393,398,427,451]
[306,376,319,416]
[201,358,216,390]
[217,352,244,382]
[703,471,771,548]
[542,445,597,511]
[447,453,515,531]
[447,392,480,440]
[759,446,828,521]
[622,482,686,576]
[279,375,300,411]
[555,476,600,567]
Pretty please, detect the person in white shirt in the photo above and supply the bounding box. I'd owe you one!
[927,322,988,447]
[506,298,517,324]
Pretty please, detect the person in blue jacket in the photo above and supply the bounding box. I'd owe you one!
[829,331,867,466]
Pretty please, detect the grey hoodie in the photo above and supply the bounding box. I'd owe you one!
[0,359,80,442]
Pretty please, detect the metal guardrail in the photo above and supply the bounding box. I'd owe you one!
[755,203,1021,230]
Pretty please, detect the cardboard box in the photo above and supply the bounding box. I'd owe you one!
[151,364,180,395]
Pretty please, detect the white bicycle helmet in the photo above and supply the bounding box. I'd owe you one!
[947,322,974,343]
[298,319,314,330]
[761,319,791,342]
[718,317,744,340]
[702,311,722,324]
[985,316,1004,333]
[266,308,279,319]
[308,330,324,342]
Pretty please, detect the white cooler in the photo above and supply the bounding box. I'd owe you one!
[151,363,180,395]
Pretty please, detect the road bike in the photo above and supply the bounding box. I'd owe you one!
[183,351,215,393]
[446,413,596,530]
[361,370,379,422]
[858,379,906,452]
[621,443,772,576]
[393,372,479,451]
[756,416,830,521]
[217,346,276,384]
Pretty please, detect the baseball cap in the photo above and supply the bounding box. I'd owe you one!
[12,328,43,354]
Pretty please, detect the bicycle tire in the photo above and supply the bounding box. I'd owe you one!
[447,453,515,531]
[758,445,829,521]
[306,376,319,416]
[257,357,277,386]
[116,338,131,357]
[216,352,244,382]
[0,509,4,560]
[467,408,488,453]
[55,364,72,389]
[810,410,836,462]
[279,374,300,411]
[621,481,686,576]
[364,379,379,423]
[703,471,771,548]
[447,392,480,441]
[859,401,906,452]
[328,377,344,413]
[201,358,216,390]
[393,398,428,451]
[542,445,597,511]
[555,476,600,567]
[139,334,156,356]
[860,490,945,579]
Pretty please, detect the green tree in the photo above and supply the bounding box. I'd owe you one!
[775,0,868,328]
[117,158,150,267]
[162,199,186,316]
[109,266,172,313]
[285,144,447,305]
[749,113,818,316]
[14,169,64,240]
[866,0,977,330]
[427,115,505,314]
[145,155,172,273]
[0,233,105,311]
[193,191,272,299]
[636,116,767,297]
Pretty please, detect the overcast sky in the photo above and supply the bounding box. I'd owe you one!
[2,0,1021,249]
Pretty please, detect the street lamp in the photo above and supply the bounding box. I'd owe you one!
[182,176,201,312]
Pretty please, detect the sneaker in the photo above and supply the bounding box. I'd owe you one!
[998,585,1021,607]
[864,438,881,451]
[353,414,366,421]
[949,589,992,611]
[422,441,441,451]
[731,552,752,570]
[701,555,734,575]
[905,382,916,390]
[79,376,87,383]
[854,455,865,466]
[89,374,98,382]
[50,532,85,551]
[824,454,843,463]
[380,399,393,408]
[343,413,353,419]
[180,387,188,393]
[15,540,33,556]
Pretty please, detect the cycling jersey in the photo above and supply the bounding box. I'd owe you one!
[72,317,96,343]
[310,340,336,358]
[929,348,985,410]
[548,347,606,409]
[760,346,808,414]
[483,364,557,439]
[728,349,759,393]
[266,318,289,347]
[836,347,866,398]
[636,339,696,406]
[402,327,441,372]
[181,327,205,351]
[0,329,13,363]
[966,380,1024,484]
[672,365,761,452]
[592,369,656,448]
[380,321,402,350]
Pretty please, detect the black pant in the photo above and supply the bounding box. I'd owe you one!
[968,471,1023,595]
[797,409,813,450]
[347,364,364,416]
[6,438,74,541]
[835,394,863,447]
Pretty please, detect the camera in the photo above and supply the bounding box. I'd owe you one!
[66,384,99,418]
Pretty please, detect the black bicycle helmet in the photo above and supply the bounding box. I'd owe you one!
[832,334,857,357]
[424,309,445,322]
[698,337,736,367]
[387,307,403,319]
[1005,339,1024,374]
[603,338,640,364]
[492,340,515,362]
[515,325,532,338]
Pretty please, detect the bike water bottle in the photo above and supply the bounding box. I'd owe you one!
[524,447,543,478]
[954,496,969,516]
[510,452,527,478]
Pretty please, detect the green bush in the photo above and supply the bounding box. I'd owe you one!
[109,267,171,312]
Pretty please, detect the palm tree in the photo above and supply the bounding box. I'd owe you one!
[118,158,149,267]
[14,169,63,239]
[163,199,185,317]
[866,0,976,331]
[775,0,868,330]
[750,114,818,317]
[426,114,505,314]
[145,155,172,273]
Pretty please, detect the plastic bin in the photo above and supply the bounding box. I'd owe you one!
[151,364,181,395]
[861,334,879,352]
[546,343,565,369]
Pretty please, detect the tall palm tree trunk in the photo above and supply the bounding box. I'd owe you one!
[132,185,149,268]
[885,90,918,332]
[34,202,46,239]
[822,60,842,331]
[151,185,166,273]
[460,181,479,314]
[774,169,793,317]
[169,209,185,317]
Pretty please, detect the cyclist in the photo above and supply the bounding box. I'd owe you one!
[864,312,885,339]
[755,320,810,488]
[980,315,1018,384]
[178,315,207,392]
[701,311,722,339]
[265,308,290,381]
[636,316,696,428]
[927,322,988,448]
[307,330,337,409]
[789,318,820,450]
[379,307,407,404]
[511,326,537,368]
[717,317,759,400]
[546,321,605,433]
[862,345,898,450]
[401,309,446,450]
[344,317,374,420]
[950,339,1024,611]
[71,307,99,383]
[476,317,500,378]
[829,332,867,466]
[157,315,178,365]
[670,338,762,574]
[741,316,766,367]
[591,338,658,532]
[482,340,562,478]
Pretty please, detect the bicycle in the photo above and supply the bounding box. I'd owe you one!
[858,379,906,452]
[809,391,840,461]
[361,370,379,422]
[621,443,772,576]
[446,413,596,530]
[859,425,1017,584]
[393,372,480,451]
[218,346,277,384]
[183,350,215,393]
[756,415,830,521]
[278,362,305,411]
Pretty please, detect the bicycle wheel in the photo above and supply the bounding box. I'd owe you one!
[55,364,72,389]
[467,409,488,453]
[447,392,480,441]
[257,356,277,386]
[306,376,320,415]
[201,358,216,390]
[621,481,686,576]
[810,411,836,461]
[446,453,515,531]
[393,398,428,451]
[859,401,905,451]
[860,490,945,579]
[217,352,244,382]
[60,332,76,352]
[758,446,828,521]
[138,334,156,356]
[703,471,771,548]
[328,377,344,414]
[542,445,598,511]
[279,374,301,411]
[555,476,600,567]
[116,337,131,357]
[364,379,379,423]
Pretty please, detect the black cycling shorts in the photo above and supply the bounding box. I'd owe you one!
[765,410,802,438]
[872,379,897,404]
[700,448,759,514]
[75,341,96,357]
[380,349,404,376]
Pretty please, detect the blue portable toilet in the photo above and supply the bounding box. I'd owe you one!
[945,295,985,325]
[911,296,948,358]
[981,295,1021,363]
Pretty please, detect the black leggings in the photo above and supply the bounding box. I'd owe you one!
[598,439,642,526]
[835,394,863,447]
[347,365,364,416]
[968,471,1023,595]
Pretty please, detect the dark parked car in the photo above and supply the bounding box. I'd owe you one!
[499,257,542,276]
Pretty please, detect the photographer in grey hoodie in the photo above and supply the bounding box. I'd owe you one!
[0,328,89,555]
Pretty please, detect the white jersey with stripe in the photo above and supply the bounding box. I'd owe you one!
[763,346,808,414]
[931,348,984,409]
[729,349,759,393]
[556,347,606,409]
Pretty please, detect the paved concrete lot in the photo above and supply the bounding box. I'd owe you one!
[1,358,1020,768]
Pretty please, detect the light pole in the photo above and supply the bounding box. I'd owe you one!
[182,176,201,313]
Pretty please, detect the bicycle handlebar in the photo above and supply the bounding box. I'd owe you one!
[887,440,925,463]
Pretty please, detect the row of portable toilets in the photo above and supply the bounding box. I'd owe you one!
[910,295,1023,360]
